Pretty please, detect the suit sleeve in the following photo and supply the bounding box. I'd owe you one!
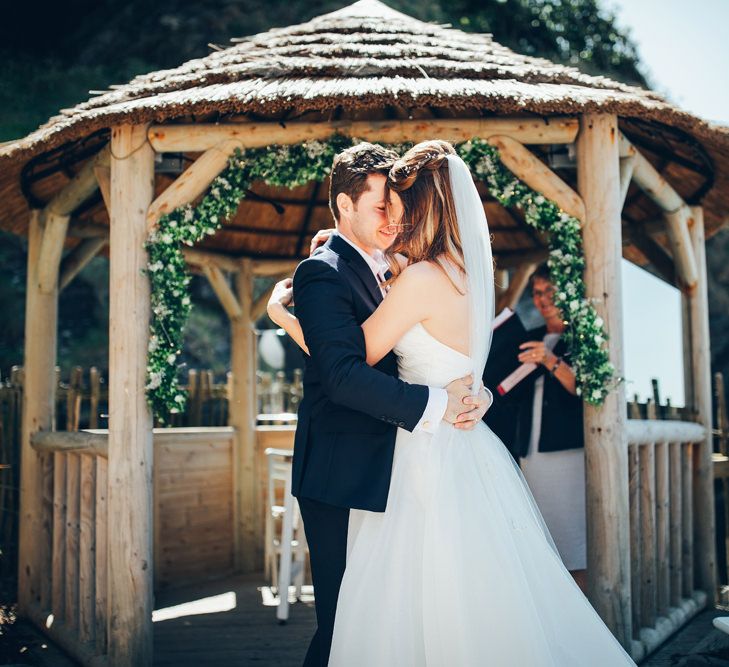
[293,258,429,432]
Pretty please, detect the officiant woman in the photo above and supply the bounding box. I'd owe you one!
[513,262,587,592]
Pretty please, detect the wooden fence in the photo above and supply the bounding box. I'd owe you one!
[0,365,302,588]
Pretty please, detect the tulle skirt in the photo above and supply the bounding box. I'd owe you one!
[327,421,636,666]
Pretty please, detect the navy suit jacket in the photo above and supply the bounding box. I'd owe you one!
[291,234,429,511]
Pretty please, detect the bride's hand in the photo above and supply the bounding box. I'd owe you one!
[309,228,336,255]
[267,278,294,324]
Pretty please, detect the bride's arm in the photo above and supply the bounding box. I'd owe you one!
[361,262,436,366]
[267,279,310,355]
[267,263,434,365]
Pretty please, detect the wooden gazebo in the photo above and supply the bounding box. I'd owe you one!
[3,0,729,663]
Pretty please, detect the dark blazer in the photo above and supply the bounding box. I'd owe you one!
[291,234,429,512]
[512,324,584,459]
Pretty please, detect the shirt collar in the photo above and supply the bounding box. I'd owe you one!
[335,231,389,277]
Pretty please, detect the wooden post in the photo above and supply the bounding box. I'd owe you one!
[230,258,259,571]
[576,113,632,647]
[108,124,155,665]
[685,206,717,599]
[17,210,58,614]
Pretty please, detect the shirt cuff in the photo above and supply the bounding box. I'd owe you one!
[485,386,494,411]
[414,387,448,433]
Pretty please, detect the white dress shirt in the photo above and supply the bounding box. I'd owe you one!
[336,231,448,434]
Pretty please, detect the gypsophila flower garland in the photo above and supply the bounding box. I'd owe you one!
[143,135,619,423]
[459,138,622,405]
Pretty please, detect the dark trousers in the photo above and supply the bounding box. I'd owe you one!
[297,496,350,667]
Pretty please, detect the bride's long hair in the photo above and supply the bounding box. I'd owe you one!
[384,140,467,291]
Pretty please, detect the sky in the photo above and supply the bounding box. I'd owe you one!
[589,0,729,406]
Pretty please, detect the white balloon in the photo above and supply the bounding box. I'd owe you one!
[259,329,285,369]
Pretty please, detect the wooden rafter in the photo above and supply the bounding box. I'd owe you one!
[146,138,242,233]
[487,135,586,223]
[202,264,243,320]
[36,146,110,294]
[59,238,107,291]
[619,133,698,290]
[148,117,580,153]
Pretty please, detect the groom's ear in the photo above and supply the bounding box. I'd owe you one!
[337,192,353,219]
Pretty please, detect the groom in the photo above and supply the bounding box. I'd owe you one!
[290,142,491,666]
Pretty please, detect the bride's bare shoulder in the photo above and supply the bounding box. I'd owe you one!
[395,260,457,291]
[393,253,408,270]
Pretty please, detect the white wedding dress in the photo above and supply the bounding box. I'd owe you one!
[327,322,636,666]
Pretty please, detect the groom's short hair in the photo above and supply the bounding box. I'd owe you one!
[329,142,398,222]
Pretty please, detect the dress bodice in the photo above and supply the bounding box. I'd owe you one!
[393,322,473,388]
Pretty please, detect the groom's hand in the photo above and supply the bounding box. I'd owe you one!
[444,375,492,430]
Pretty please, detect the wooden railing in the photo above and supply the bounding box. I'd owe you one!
[23,425,292,666]
[625,419,708,659]
[28,430,109,666]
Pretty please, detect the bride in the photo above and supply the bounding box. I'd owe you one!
[268,140,636,666]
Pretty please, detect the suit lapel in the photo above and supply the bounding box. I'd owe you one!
[328,234,384,308]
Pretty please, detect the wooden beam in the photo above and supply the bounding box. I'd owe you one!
[17,210,58,620]
[618,135,683,210]
[577,113,632,649]
[31,430,109,457]
[619,155,636,208]
[146,138,241,232]
[202,264,243,320]
[251,272,292,321]
[148,117,580,153]
[182,247,241,273]
[36,211,71,294]
[47,145,111,217]
[664,206,699,291]
[487,135,586,222]
[108,124,155,666]
[686,205,717,600]
[68,220,109,240]
[59,237,107,291]
[627,226,676,286]
[230,258,259,571]
[35,146,112,295]
[94,163,112,213]
[251,259,299,277]
[618,134,697,288]
[494,247,548,270]
[625,419,705,445]
[496,262,536,312]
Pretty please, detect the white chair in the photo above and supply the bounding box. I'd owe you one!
[265,447,309,623]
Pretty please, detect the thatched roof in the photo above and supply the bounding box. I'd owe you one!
[1,0,728,270]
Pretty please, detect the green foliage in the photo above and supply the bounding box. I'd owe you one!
[459,139,623,404]
[145,137,620,423]
[446,0,647,85]
[0,55,149,142]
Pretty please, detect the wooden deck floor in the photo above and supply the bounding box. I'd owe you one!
[153,572,316,666]
[9,572,729,666]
